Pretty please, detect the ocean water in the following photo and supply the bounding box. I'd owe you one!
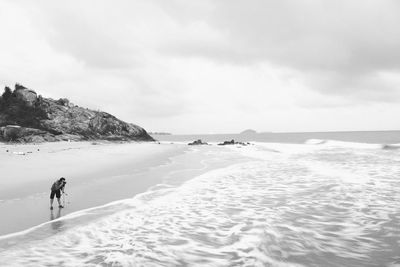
[0,137,400,266]
[151,130,400,144]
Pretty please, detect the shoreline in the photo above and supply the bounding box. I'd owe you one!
[0,141,249,236]
[0,141,167,199]
[0,141,185,235]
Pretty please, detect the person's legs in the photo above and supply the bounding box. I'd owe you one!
[56,190,63,208]
[50,190,56,209]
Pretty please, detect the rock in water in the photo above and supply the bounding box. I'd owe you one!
[188,139,208,145]
[0,84,154,142]
[218,139,250,146]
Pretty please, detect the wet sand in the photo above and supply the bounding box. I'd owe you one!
[0,141,247,235]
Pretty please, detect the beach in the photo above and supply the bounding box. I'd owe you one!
[0,141,248,235]
[0,138,399,266]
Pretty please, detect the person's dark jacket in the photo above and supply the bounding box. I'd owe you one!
[51,180,66,192]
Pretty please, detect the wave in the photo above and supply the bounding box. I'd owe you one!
[0,196,139,242]
[304,139,383,149]
[304,139,327,145]
[228,140,386,160]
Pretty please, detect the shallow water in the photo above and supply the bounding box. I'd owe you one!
[0,141,399,266]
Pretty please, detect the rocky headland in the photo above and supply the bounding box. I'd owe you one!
[0,84,154,142]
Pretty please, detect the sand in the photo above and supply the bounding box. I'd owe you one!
[0,141,185,234]
[0,141,247,235]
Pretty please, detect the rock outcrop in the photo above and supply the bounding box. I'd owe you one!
[188,139,208,145]
[218,139,251,146]
[14,84,37,107]
[0,84,154,142]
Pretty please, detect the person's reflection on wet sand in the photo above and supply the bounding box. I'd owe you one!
[50,208,64,232]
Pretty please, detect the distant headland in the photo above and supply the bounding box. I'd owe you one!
[0,84,154,143]
[240,129,257,135]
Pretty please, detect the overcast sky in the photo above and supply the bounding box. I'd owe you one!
[1,0,399,134]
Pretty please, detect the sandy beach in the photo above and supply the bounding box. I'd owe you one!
[0,141,248,235]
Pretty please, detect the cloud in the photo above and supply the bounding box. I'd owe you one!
[14,0,165,69]
[1,0,400,133]
[165,0,400,70]
[158,0,400,101]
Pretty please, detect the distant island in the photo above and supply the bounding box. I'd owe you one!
[0,84,154,142]
[240,129,257,135]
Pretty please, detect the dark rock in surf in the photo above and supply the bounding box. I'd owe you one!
[188,139,208,145]
[382,144,400,150]
[218,139,251,146]
[218,139,235,145]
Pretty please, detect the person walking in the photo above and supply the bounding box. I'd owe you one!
[50,177,66,210]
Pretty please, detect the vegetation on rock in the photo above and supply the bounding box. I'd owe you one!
[0,84,154,142]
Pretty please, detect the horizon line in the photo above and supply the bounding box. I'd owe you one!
[151,129,400,136]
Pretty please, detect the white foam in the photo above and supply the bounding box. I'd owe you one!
[322,140,381,149]
[304,139,327,145]
[302,160,370,184]
[0,193,146,241]
[304,139,382,149]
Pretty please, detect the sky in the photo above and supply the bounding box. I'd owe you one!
[0,0,399,134]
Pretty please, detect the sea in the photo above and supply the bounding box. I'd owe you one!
[0,131,399,267]
[152,130,400,145]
